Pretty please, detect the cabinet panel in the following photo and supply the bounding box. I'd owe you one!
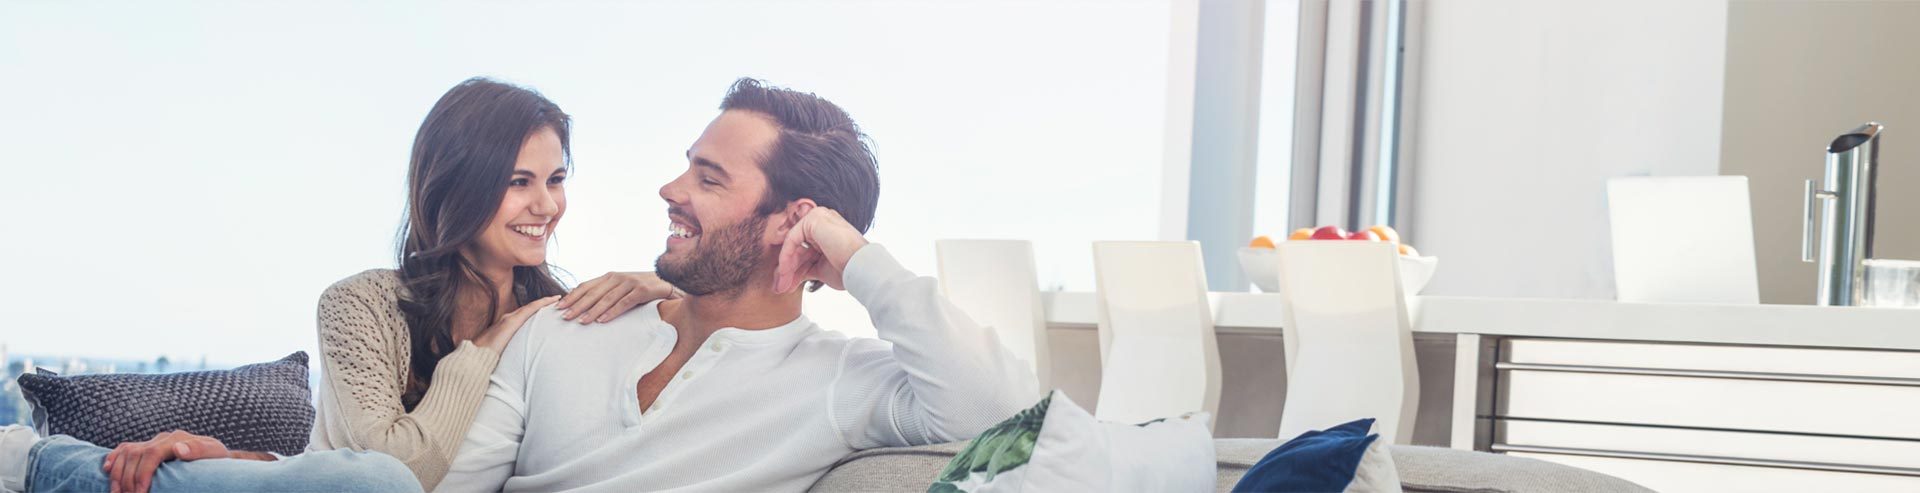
[1503,339,1920,379]
[1499,370,1920,439]
[1500,419,1920,471]
[1507,452,1920,493]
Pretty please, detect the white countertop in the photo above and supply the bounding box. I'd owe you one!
[1041,292,1920,351]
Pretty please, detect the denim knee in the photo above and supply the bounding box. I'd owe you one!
[280,450,422,493]
[26,435,113,493]
[23,437,422,493]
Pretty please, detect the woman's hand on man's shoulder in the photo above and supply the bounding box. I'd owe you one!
[557,272,678,325]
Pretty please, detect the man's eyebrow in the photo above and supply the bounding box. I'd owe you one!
[687,150,732,180]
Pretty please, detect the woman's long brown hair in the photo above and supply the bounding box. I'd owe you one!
[395,77,570,409]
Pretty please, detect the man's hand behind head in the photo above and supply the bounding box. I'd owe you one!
[772,201,868,294]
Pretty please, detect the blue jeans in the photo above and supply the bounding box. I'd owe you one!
[25,435,422,493]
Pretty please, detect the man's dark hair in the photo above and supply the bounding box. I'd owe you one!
[720,78,881,235]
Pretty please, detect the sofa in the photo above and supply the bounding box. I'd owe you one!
[810,438,1654,492]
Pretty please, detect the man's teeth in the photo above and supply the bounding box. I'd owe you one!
[512,225,547,237]
[670,223,697,239]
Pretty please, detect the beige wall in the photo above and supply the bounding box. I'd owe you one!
[1720,1,1920,305]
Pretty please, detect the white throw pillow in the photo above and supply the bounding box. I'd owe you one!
[931,390,1216,492]
[1345,427,1402,493]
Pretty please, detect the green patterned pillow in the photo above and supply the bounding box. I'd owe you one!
[929,390,1215,492]
[930,394,1050,492]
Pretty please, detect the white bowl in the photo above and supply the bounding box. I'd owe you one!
[1236,246,1438,295]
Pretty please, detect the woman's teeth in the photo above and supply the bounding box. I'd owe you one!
[512,224,547,238]
[670,223,697,239]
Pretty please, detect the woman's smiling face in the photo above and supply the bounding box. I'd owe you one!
[466,125,568,272]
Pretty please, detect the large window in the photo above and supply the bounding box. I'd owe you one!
[0,1,1175,376]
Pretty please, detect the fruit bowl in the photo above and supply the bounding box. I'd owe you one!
[1236,247,1438,295]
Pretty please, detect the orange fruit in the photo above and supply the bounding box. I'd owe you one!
[1368,225,1402,245]
[1288,228,1313,241]
[1398,243,1419,256]
[1249,235,1277,249]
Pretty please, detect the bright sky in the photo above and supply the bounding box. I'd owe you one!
[0,1,1171,364]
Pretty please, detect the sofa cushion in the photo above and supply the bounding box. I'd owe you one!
[813,439,1654,493]
[1383,446,1653,493]
[16,352,316,456]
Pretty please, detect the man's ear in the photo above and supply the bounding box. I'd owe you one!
[767,198,818,244]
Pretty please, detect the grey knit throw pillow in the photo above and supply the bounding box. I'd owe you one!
[16,352,315,456]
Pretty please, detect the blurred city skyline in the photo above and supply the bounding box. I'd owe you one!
[1,343,227,426]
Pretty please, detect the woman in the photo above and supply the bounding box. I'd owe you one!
[0,77,674,493]
[296,76,675,490]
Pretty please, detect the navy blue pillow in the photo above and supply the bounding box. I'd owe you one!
[1231,418,1379,493]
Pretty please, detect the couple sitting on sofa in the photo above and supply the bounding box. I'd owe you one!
[0,77,1037,493]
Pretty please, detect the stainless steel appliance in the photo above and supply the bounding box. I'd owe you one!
[1802,122,1884,306]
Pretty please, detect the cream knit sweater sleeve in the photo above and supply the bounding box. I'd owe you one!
[309,269,502,491]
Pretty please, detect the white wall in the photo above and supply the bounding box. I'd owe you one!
[1720,1,1920,305]
[1408,0,1727,299]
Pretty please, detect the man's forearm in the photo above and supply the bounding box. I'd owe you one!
[844,243,1039,443]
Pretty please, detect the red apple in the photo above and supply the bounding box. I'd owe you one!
[1309,226,1347,240]
[1347,230,1382,241]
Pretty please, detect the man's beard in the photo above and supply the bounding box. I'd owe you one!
[655,214,768,297]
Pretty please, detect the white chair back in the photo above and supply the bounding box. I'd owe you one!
[1090,241,1222,424]
[1276,241,1420,444]
[936,239,1052,393]
[1607,176,1761,304]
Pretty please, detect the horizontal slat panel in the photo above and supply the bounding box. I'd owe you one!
[1502,339,1920,379]
[1499,419,1920,470]
[1494,362,1920,386]
[1499,370,1920,439]
[1506,452,1920,493]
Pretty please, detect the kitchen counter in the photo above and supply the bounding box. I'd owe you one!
[1039,291,1920,490]
[1041,292,1920,351]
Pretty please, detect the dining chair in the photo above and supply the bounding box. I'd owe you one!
[1090,241,1222,425]
[1275,240,1420,444]
[935,239,1052,394]
[1607,176,1761,304]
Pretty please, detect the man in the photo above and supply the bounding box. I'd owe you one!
[433,79,1038,492]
